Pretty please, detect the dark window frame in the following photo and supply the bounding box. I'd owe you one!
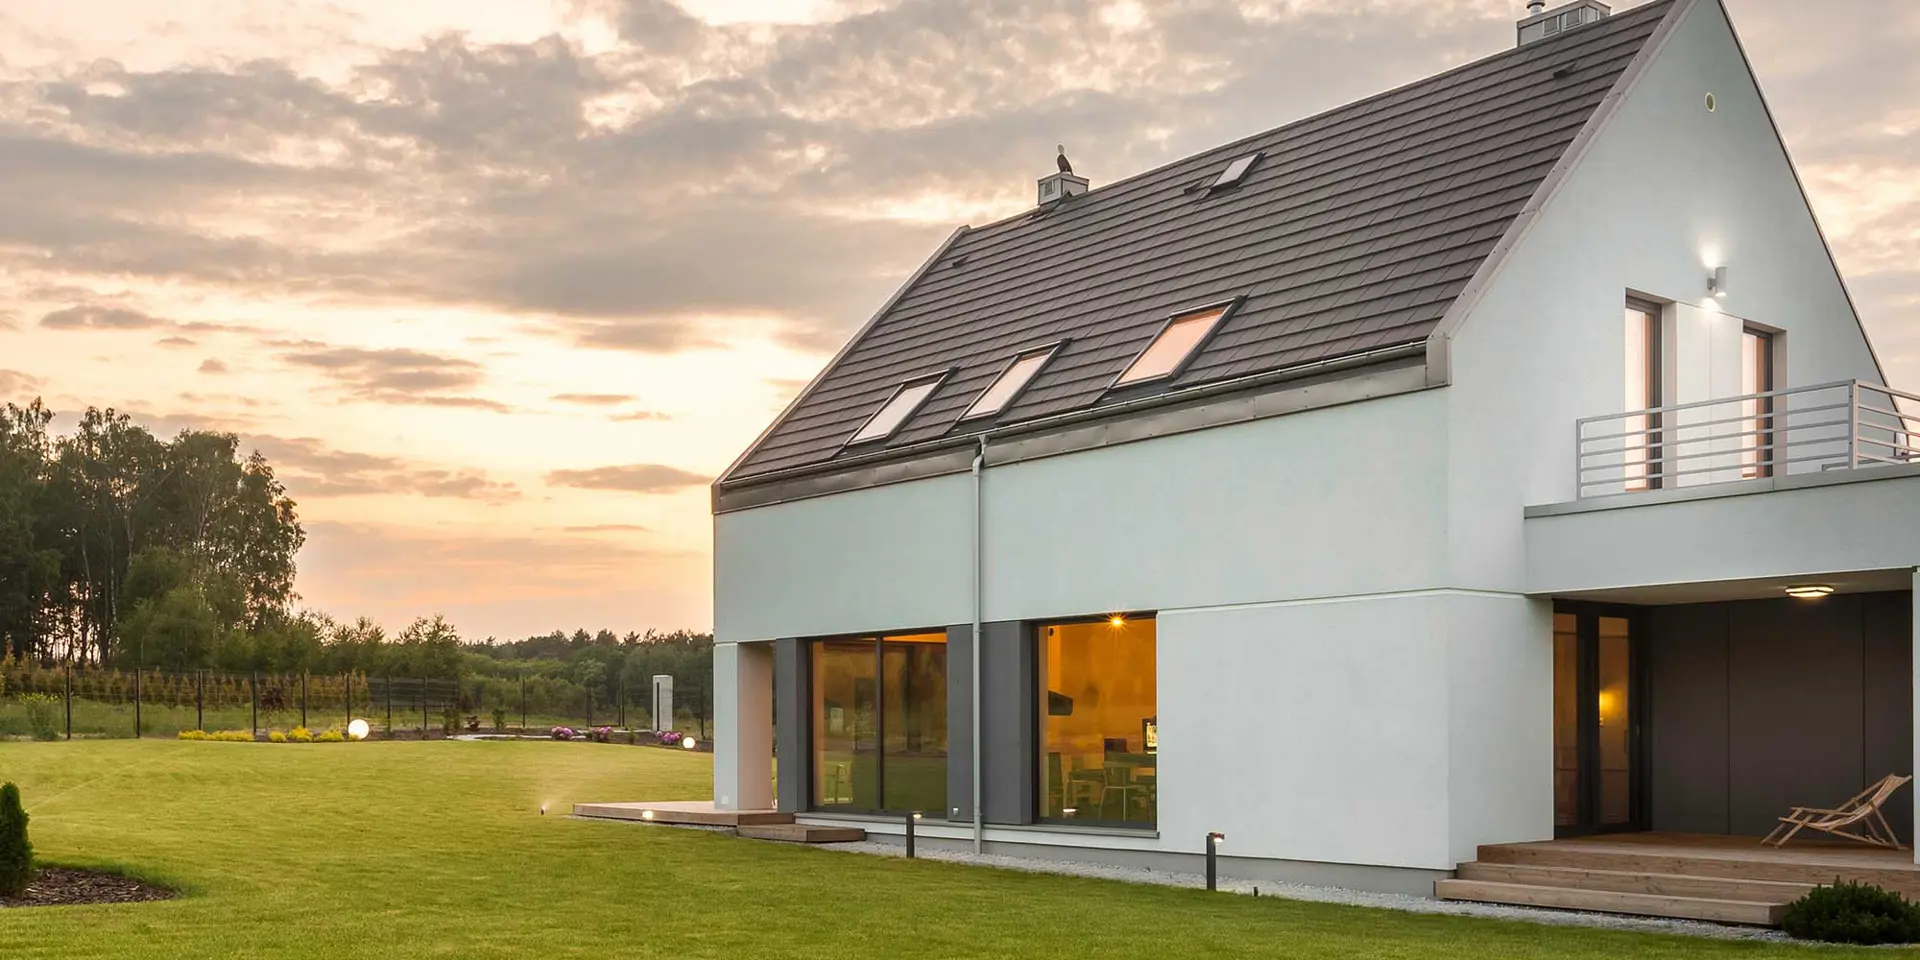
[1032,611,1160,831]
[1625,296,1666,491]
[805,630,952,818]
[1104,296,1245,393]
[955,340,1069,425]
[1743,325,1777,479]
[1551,600,1650,838]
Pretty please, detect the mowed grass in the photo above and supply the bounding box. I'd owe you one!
[0,742,1873,960]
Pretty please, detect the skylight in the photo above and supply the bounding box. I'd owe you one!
[847,374,946,445]
[960,343,1062,421]
[1112,303,1233,387]
[1211,152,1262,191]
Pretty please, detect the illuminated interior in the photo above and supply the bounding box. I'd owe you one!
[1039,617,1157,826]
[811,633,947,814]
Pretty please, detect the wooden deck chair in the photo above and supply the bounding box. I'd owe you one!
[1762,773,1912,849]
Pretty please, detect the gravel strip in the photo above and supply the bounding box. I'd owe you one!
[823,840,1789,942]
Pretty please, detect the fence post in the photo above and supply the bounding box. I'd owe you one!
[619,676,626,730]
[300,672,309,729]
[520,671,527,732]
[64,658,72,741]
[386,675,393,735]
[250,672,259,737]
[345,673,353,728]
[134,666,142,739]
[421,678,428,740]
[196,670,204,732]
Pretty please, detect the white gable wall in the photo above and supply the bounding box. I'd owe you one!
[1437,0,1886,860]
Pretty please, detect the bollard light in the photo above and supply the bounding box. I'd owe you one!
[905,810,922,859]
[347,718,371,741]
[1205,832,1226,891]
[641,809,656,821]
[540,804,547,816]
[682,736,699,750]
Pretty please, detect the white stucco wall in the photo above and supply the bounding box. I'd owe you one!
[713,472,973,643]
[982,389,1449,621]
[1445,0,1885,592]
[1155,595,1455,870]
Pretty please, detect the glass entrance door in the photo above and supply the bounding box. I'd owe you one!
[1553,608,1643,835]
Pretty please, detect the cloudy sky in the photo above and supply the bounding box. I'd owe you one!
[1,0,1915,639]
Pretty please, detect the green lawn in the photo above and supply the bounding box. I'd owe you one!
[0,741,1869,959]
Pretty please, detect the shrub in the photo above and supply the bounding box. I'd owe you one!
[20,693,60,742]
[315,729,345,743]
[210,730,256,742]
[178,729,208,741]
[657,730,683,747]
[441,705,461,736]
[550,726,576,741]
[1782,880,1920,944]
[491,708,508,732]
[0,781,32,897]
[591,726,613,743]
[288,726,314,743]
[268,730,289,743]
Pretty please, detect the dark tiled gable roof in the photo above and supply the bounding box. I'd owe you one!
[730,0,1673,481]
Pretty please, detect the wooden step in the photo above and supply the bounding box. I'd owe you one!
[1435,878,1785,925]
[1474,842,1920,898]
[1456,862,1814,902]
[737,824,866,844]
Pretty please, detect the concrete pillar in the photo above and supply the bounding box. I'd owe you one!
[714,641,774,812]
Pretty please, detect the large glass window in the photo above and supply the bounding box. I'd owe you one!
[1039,617,1157,826]
[811,633,947,814]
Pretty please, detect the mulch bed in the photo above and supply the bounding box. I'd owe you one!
[0,868,175,908]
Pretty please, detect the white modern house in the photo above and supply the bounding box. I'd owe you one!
[706,0,1920,917]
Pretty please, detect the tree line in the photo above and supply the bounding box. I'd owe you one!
[0,401,710,700]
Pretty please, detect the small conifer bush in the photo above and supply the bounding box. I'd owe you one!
[0,781,33,897]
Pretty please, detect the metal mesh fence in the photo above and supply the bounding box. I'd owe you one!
[0,659,712,741]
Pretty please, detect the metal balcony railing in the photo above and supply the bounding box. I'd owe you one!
[1575,380,1920,499]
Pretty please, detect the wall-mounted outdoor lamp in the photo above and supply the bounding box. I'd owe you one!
[1205,832,1226,891]
[1709,264,1730,299]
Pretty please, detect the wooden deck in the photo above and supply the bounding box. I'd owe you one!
[1438,832,1920,925]
[571,800,866,844]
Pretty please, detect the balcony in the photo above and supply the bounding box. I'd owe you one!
[1575,380,1920,499]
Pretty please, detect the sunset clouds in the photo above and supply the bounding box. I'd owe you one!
[1,0,1915,636]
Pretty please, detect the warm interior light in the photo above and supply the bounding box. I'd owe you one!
[1109,615,1126,628]
[347,718,370,741]
[1785,584,1835,599]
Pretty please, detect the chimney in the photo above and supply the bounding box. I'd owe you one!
[1517,0,1610,47]
[1037,171,1090,207]
[1037,145,1090,206]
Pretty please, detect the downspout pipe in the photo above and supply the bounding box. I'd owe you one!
[971,436,986,854]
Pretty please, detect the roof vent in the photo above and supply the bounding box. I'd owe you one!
[1517,0,1610,47]
[1038,144,1091,206]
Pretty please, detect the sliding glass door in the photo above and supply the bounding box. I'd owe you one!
[811,634,947,815]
